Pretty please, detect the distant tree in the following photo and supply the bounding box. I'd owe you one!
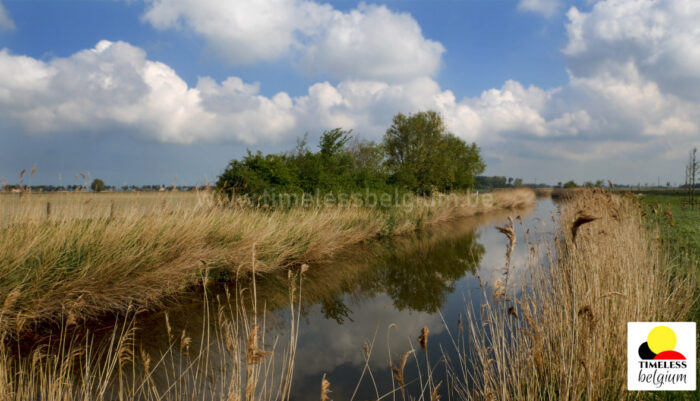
[563,180,578,189]
[476,176,508,190]
[514,178,523,187]
[90,178,106,192]
[557,182,562,188]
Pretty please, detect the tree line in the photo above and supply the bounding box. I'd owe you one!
[216,111,485,204]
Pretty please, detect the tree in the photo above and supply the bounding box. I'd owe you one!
[383,111,484,194]
[90,178,106,192]
[563,180,578,189]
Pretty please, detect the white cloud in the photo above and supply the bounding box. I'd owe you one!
[0,0,15,30]
[292,295,444,379]
[0,41,534,146]
[518,0,562,18]
[141,0,444,82]
[563,0,700,101]
[298,3,444,82]
[0,41,297,144]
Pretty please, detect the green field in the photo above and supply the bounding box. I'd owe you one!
[640,193,700,258]
[639,193,699,401]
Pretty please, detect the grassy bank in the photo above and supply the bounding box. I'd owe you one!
[0,188,534,334]
[458,190,696,400]
[639,192,700,401]
[639,192,700,262]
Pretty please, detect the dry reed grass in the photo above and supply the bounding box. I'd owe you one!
[533,188,552,198]
[0,188,534,334]
[450,189,696,400]
[0,255,302,401]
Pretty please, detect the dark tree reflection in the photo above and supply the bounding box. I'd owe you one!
[358,229,484,312]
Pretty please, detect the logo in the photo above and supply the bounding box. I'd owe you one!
[628,322,696,391]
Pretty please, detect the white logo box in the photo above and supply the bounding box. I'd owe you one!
[627,322,696,391]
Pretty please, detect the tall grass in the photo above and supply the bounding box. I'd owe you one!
[0,188,534,334]
[450,189,696,400]
[0,254,303,401]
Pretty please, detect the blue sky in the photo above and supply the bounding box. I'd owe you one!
[0,0,698,186]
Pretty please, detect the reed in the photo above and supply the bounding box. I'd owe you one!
[0,188,534,334]
[0,256,303,401]
[451,189,696,400]
[533,188,552,198]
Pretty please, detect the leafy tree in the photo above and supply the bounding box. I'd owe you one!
[90,178,106,192]
[383,111,484,194]
[442,134,484,190]
[563,180,578,189]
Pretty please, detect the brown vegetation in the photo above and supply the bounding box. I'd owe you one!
[456,189,696,400]
[533,188,552,198]
[0,188,535,334]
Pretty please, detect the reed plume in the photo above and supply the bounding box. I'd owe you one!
[320,374,331,401]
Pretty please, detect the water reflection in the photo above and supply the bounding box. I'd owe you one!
[317,225,485,322]
[88,199,556,400]
[285,199,555,399]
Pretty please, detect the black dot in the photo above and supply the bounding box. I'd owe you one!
[638,342,656,360]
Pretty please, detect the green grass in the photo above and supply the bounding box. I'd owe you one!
[642,194,700,255]
[640,193,700,265]
[639,193,699,401]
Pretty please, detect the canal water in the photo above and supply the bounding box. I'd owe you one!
[119,198,559,400]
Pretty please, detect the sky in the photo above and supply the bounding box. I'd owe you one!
[0,0,698,187]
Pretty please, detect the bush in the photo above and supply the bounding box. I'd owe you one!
[90,178,106,192]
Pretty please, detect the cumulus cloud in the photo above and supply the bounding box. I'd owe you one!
[141,0,444,82]
[518,0,562,18]
[483,0,700,169]
[564,0,700,102]
[0,1,15,30]
[0,40,576,151]
[0,40,559,146]
[292,296,444,379]
[0,41,297,144]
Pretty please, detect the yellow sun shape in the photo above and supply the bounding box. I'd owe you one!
[647,326,677,354]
